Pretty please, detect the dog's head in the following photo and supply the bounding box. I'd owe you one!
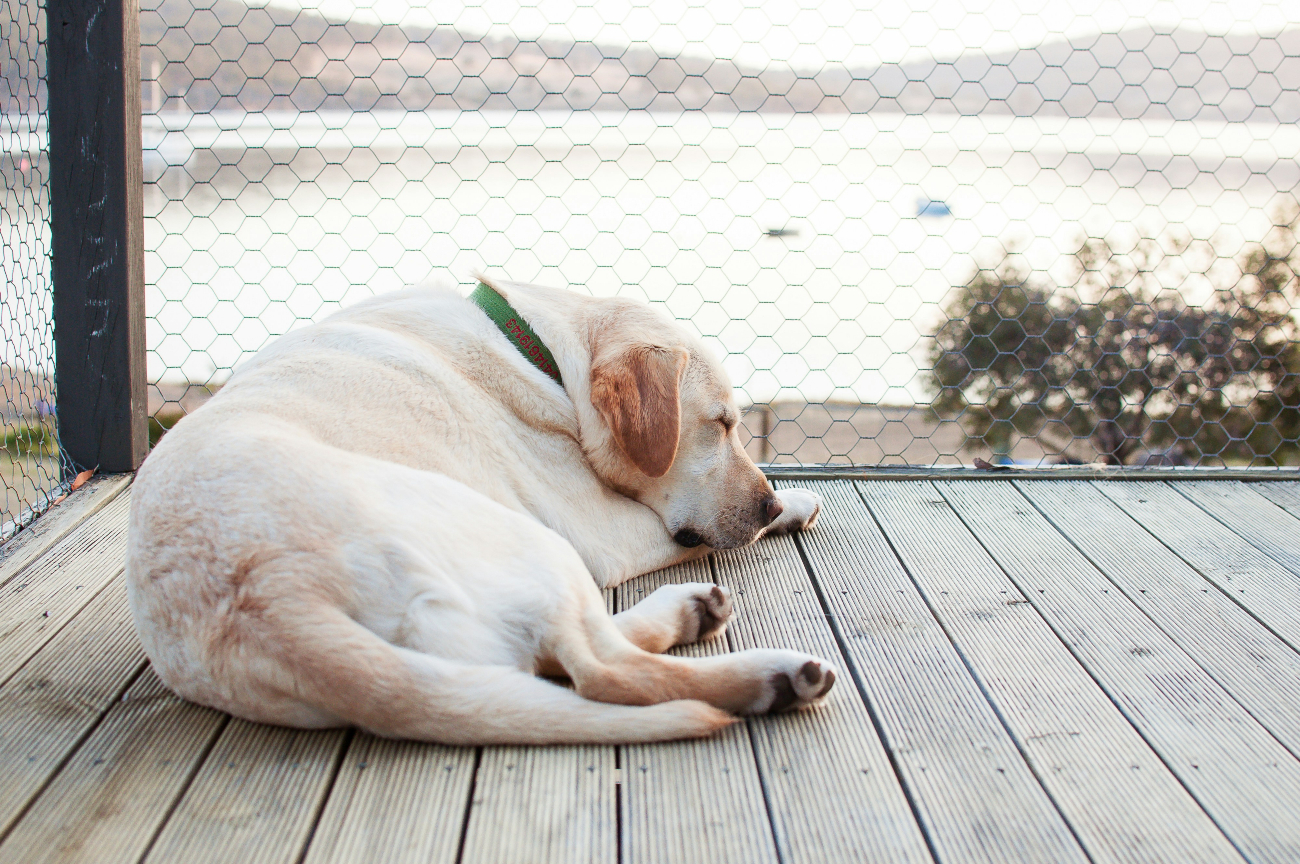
[584,300,782,550]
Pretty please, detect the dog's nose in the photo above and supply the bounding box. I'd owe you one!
[762,495,784,525]
[673,528,705,547]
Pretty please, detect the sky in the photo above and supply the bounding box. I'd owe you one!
[267,0,1296,67]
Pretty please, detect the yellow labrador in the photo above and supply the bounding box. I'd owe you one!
[127,277,833,744]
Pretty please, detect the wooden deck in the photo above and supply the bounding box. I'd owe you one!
[3,474,1300,864]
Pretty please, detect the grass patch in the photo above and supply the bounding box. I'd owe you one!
[149,409,186,447]
[2,424,58,456]
[5,410,193,453]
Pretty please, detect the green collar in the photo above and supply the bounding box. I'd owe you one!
[470,282,564,385]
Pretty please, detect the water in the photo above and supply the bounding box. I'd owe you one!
[6,110,1298,407]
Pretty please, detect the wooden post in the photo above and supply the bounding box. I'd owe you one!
[47,0,147,474]
[761,404,774,463]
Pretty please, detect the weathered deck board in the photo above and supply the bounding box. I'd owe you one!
[455,598,619,864]
[1097,482,1300,652]
[0,474,131,591]
[0,491,132,685]
[1172,481,1300,578]
[796,479,1084,864]
[1018,481,1300,863]
[0,669,226,864]
[459,745,615,864]
[0,576,146,837]
[1028,481,1300,758]
[142,721,348,864]
[3,476,1300,863]
[615,559,778,864]
[302,736,475,864]
[866,478,1236,864]
[716,524,934,864]
[1253,481,1300,519]
[455,600,615,864]
[936,480,1247,863]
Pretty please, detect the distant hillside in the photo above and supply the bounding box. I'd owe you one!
[135,0,1299,120]
[891,25,1300,121]
[3,0,1297,121]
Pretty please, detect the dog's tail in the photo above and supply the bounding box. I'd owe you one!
[237,602,735,745]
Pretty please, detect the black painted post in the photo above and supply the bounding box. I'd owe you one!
[47,0,147,474]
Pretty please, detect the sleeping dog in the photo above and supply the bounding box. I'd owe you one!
[127,277,835,744]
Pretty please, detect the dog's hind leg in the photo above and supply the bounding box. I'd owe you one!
[202,597,735,746]
[547,575,837,715]
[613,583,733,653]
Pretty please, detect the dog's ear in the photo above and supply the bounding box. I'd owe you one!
[590,345,689,478]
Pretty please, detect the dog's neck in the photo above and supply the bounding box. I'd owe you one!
[469,282,564,385]
[472,277,639,484]
[473,277,598,393]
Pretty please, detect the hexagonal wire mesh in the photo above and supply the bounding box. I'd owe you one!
[141,0,1300,467]
[1,0,62,540]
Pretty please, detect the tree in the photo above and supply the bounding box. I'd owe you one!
[1222,201,1300,463]
[928,200,1300,465]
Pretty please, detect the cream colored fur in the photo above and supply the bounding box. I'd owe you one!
[126,278,834,745]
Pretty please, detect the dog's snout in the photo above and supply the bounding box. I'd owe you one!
[762,495,784,525]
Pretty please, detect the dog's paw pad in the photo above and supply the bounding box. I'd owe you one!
[799,659,836,699]
[690,584,734,641]
[635,582,735,647]
[753,656,837,714]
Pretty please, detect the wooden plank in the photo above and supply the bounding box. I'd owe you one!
[456,588,619,864]
[861,478,1232,864]
[615,559,778,864]
[47,0,148,473]
[0,474,131,590]
[1017,481,1300,863]
[790,479,1084,864]
[459,745,616,864]
[0,575,147,837]
[763,466,1300,482]
[0,668,225,864]
[1094,481,1300,670]
[143,722,348,864]
[1172,481,1300,579]
[313,570,621,864]
[0,490,132,686]
[302,736,476,864]
[1253,482,1300,519]
[937,481,1250,863]
[1019,478,1300,753]
[718,484,934,864]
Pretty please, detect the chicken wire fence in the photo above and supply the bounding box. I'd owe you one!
[138,0,1300,467]
[1,0,60,539]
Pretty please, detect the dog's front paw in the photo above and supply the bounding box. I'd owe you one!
[766,488,822,535]
[653,582,734,645]
[630,582,734,648]
[685,583,734,643]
